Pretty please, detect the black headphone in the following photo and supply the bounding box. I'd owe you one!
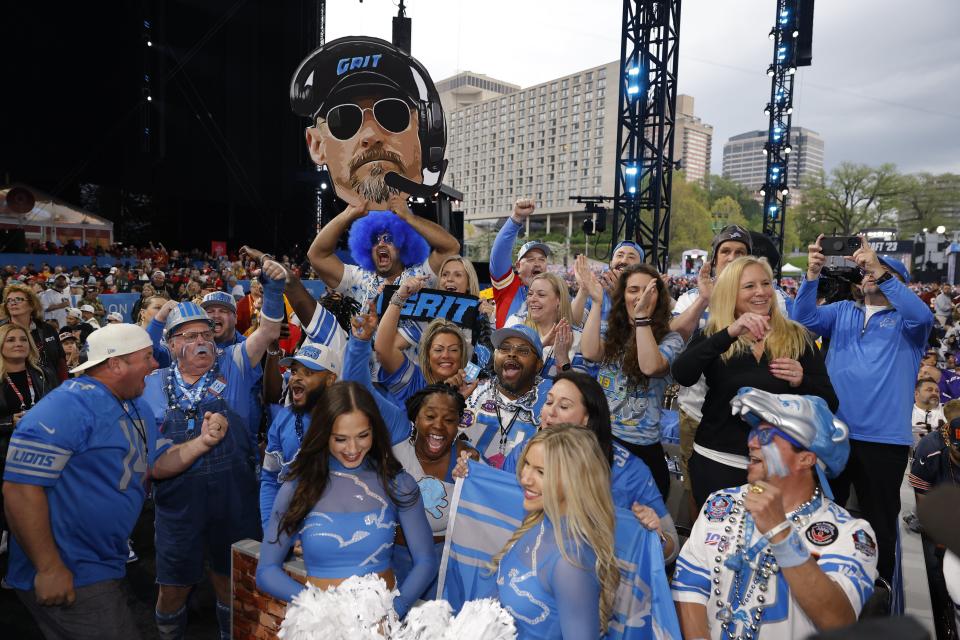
[290,36,446,197]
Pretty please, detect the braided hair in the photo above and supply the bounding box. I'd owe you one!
[317,291,361,333]
[405,383,466,424]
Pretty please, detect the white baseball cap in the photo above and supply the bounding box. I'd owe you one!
[66,307,82,319]
[80,304,95,314]
[279,343,341,375]
[70,324,153,373]
[106,312,124,323]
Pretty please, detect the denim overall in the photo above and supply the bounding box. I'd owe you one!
[153,368,262,588]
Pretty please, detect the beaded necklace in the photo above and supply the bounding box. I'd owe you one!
[713,487,822,640]
[294,411,305,443]
[164,361,220,433]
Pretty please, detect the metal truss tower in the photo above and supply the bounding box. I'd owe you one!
[611,0,681,272]
[760,0,801,276]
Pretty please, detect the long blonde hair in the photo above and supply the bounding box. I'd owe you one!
[0,323,42,379]
[524,272,573,331]
[704,256,813,361]
[437,256,481,297]
[417,318,471,384]
[490,426,619,634]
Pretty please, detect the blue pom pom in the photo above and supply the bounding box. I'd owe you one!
[348,210,431,272]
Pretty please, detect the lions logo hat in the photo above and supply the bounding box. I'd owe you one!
[279,343,341,375]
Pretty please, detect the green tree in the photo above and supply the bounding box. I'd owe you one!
[669,177,714,263]
[894,173,960,235]
[709,196,749,233]
[795,162,902,237]
[705,174,762,228]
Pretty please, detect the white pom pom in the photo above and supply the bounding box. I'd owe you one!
[278,575,399,640]
[393,600,453,640]
[444,598,516,640]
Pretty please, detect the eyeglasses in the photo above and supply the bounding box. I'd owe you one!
[171,330,214,343]
[321,98,412,141]
[496,345,534,358]
[747,425,804,449]
[375,232,395,246]
[5,297,27,304]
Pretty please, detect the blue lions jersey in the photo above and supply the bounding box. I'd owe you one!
[3,377,158,590]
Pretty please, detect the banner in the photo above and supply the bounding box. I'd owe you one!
[211,241,227,258]
[375,286,480,330]
[98,293,141,323]
[439,461,681,639]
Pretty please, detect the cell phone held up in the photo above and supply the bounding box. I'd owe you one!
[820,236,861,257]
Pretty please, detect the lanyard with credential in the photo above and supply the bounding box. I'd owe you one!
[493,400,521,455]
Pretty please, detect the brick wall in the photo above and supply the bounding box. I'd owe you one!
[231,538,307,640]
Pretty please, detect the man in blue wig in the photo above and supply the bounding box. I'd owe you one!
[673,387,878,640]
[294,36,460,307]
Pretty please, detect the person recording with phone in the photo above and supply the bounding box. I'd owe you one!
[793,234,934,589]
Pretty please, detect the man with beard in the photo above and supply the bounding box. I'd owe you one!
[460,325,552,468]
[794,235,932,589]
[259,343,339,529]
[673,387,878,639]
[40,274,71,330]
[140,259,286,640]
[489,198,551,329]
[913,377,945,444]
[295,37,460,309]
[570,240,645,335]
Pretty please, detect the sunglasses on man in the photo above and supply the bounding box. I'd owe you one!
[320,97,413,141]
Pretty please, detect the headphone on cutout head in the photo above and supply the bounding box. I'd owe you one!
[289,36,446,198]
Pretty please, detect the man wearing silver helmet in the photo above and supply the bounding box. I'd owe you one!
[140,260,287,640]
[672,387,878,639]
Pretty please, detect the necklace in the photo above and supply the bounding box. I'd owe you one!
[714,487,822,640]
[294,411,305,443]
[115,396,147,459]
[164,361,220,433]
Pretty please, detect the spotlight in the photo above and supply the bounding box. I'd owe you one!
[788,67,797,75]
[786,106,793,114]
[767,65,776,77]
[625,165,638,176]
[768,28,777,40]
[320,182,328,190]
[759,187,766,196]
[147,40,153,47]
[763,105,772,115]
[627,66,640,76]
[937,225,947,234]
[146,95,152,102]
[781,187,789,195]
[784,145,792,154]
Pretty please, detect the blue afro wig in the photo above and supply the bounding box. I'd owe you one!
[348,210,431,271]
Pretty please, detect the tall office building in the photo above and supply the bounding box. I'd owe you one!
[674,95,713,186]
[439,62,620,236]
[722,127,825,193]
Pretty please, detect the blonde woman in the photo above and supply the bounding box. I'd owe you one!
[0,283,65,386]
[392,255,494,361]
[490,425,619,639]
[505,272,580,379]
[672,256,839,508]
[375,275,472,404]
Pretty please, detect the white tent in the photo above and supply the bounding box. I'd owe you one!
[781,262,803,275]
[0,185,113,248]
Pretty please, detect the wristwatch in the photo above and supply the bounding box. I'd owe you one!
[875,271,894,285]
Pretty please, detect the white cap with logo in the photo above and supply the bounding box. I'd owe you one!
[70,324,154,374]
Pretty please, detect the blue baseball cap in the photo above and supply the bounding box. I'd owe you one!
[613,241,645,261]
[200,291,237,312]
[517,241,551,262]
[877,256,910,283]
[279,343,341,375]
[492,325,543,360]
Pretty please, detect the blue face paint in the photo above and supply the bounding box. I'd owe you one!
[761,441,789,478]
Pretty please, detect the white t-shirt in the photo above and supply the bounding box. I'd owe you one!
[335,259,436,309]
[863,304,888,327]
[911,404,945,445]
[40,288,70,328]
[673,484,878,640]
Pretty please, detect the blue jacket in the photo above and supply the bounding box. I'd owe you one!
[792,275,933,445]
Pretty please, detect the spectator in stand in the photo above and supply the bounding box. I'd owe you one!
[934,283,955,326]
[40,274,71,331]
[913,377,945,445]
[489,198,549,328]
[909,399,960,497]
[0,282,66,386]
[794,234,933,586]
[79,282,105,322]
[80,305,100,330]
[60,331,81,372]
[150,270,175,299]
[235,279,262,335]
[939,358,960,403]
[506,272,580,379]
[106,312,123,325]
[131,283,159,325]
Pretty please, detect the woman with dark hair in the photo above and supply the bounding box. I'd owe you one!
[456,370,678,560]
[391,383,478,599]
[255,382,436,617]
[580,262,685,502]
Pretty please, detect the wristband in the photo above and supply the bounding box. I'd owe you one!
[266,347,282,357]
[389,292,408,308]
[769,529,810,568]
[634,317,652,327]
[260,275,286,323]
[764,520,793,543]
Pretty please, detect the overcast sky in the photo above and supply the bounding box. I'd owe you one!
[327,0,960,176]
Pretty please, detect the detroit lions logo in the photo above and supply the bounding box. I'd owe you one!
[418,476,448,519]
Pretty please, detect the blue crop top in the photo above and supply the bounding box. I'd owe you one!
[496,516,602,639]
[256,456,437,617]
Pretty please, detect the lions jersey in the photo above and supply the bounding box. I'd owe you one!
[460,377,551,468]
[672,484,878,640]
[4,377,158,590]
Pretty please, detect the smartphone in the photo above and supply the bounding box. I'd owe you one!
[464,362,481,383]
[820,236,862,256]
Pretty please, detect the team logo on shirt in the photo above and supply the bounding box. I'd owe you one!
[704,493,734,522]
[460,410,474,428]
[852,529,877,557]
[704,533,722,545]
[481,399,497,413]
[804,521,838,546]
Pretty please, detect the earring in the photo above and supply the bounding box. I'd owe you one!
[409,424,416,444]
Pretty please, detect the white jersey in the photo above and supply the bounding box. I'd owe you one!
[673,288,788,421]
[335,259,436,310]
[911,403,945,445]
[672,484,878,640]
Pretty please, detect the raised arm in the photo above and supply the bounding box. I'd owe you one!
[307,202,368,289]
[669,262,713,342]
[389,193,460,275]
[243,245,318,327]
[633,279,671,377]
[577,255,606,362]
[490,200,533,281]
[244,260,286,364]
[374,277,427,375]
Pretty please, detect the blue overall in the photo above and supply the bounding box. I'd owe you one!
[152,369,261,585]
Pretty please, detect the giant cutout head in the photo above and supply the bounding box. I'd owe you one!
[291,36,447,208]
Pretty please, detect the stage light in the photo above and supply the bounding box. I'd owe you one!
[627,84,640,95]
[786,106,793,114]
[763,105,772,115]
[788,66,797,75]
[146,95,152,102]
[781,187,789,195]
[937,225,947,234]
[759,187,767,196]
[628,186,637,194]
[320,182,328,190]
[625,165,638,176]
[767,65,776,77]
[769,28,777,40]
[147,40,153,47]
[792,30,799,38]
[784,145,792,154]
[627,66,640,76]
